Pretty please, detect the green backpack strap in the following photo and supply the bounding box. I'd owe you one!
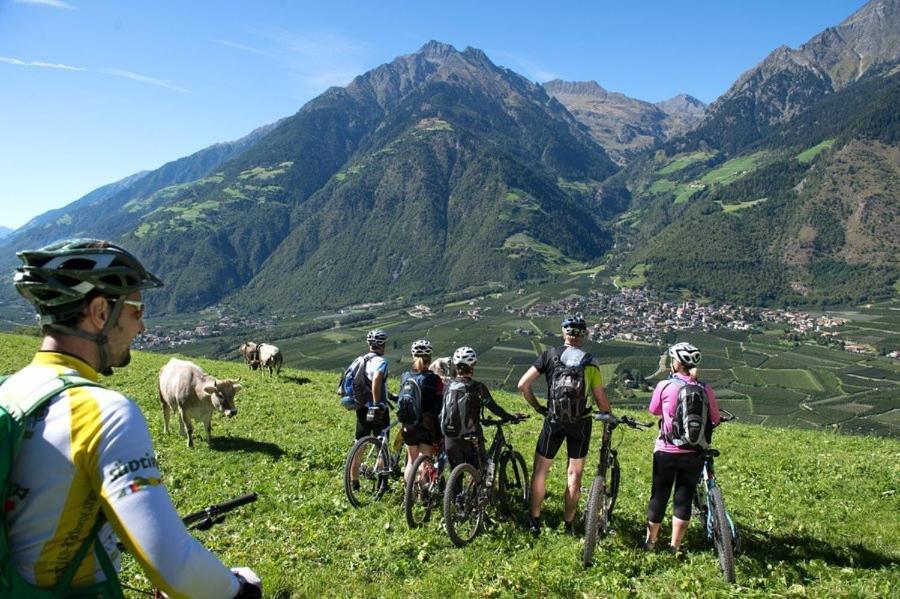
[0,373,117,598]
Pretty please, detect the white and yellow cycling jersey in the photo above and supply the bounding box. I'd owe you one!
[3,352,240,599]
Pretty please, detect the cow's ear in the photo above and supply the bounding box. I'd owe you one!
[203,385,217,395]
[233,384,243,392]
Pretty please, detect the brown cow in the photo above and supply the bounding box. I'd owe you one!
[158,358,242,448]
[239,341,261,370]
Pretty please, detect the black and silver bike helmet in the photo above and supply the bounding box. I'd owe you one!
[14,238,163,374]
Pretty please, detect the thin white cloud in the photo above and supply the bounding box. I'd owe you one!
[0,56,86,71]
[12,0,74,9]
[255,29,369,91]
[213,39,273,57]
[101,68,192,94]
[1,56,190,94]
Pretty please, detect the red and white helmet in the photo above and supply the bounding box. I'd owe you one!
[452,346,477,367]
[668,342,701,367]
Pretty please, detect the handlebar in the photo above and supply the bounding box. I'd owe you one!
[481,414,529,427]
[719,409,736,422]
[183,492,258,530]
[593,413,653,429]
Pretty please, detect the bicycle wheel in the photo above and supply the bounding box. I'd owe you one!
[498,450,530,523]
[709,486,736,583]
[404,454,440,528]
[343,436,388,508]
[606,455,621,522]
[582,476,607,567]
[443,463,484,547]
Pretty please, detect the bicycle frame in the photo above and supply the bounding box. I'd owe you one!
[696,452,738,543]
[373,419,404,478]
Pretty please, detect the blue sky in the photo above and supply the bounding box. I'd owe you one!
[0,0,866,229]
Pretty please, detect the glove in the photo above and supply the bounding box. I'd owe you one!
[232,567,262,599]
[536,405,548,416]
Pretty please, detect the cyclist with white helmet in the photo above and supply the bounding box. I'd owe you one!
[517,315,609,536]
[400,340,444,482]
[644,342,721,553]
[442,347,521,469]
[3,239,261,598]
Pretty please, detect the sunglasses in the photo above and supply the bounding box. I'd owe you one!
[111,299,146,318]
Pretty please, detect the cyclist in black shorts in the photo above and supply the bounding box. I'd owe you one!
[517,315,610,536]
[442,347,521,468]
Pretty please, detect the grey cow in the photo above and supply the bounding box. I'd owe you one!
[158,358,242,448]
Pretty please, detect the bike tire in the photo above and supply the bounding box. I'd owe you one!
[404,454,439,529]
[709,486,736,583]
[582,476,607,568]
[498,450,530,523]
[343,436,388,508]
[443,463,483,547]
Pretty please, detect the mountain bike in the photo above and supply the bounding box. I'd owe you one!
[693,409,739,583]
[583,413,652,567]
[121,493,258,597]
[343,401,407,508]
[404,438,447,528]
[443,416,529,547]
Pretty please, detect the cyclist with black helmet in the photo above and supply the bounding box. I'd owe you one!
[400,340,444,482]
[2,239,261,598]
[442,347,521,469]
[517,315,610,536]
[347,329,391,491]
[644,342,721,553]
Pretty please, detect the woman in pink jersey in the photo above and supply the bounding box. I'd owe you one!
[644,342,720,553]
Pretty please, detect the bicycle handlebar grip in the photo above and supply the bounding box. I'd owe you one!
[216,492,258,513]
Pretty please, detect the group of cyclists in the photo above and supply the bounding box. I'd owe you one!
[347,317,721,553]
[0,236,721,597]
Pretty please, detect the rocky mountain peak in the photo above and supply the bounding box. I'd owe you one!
[417,40,458,61]
[543,79,608,98]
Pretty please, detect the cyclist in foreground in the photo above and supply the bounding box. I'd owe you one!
[440,347,521,468]
[4,239,260,597]
[517,315,609,536]
[644,342,720,554]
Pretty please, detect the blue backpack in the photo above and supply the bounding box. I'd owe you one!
[396,372,426,426]
[338,353,374,410]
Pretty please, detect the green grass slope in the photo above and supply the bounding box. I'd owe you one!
[1,334,896,597]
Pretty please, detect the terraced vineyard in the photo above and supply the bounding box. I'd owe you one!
[150,273,899,438]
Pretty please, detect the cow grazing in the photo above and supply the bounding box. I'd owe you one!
[429,357,455,382]
[239,341,261,370]
[257,343,283,376]
[158,358,242,448]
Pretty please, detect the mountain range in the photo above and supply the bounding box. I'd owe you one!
[1,0,897,315]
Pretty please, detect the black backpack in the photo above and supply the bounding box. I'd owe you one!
[547,348,592,424]
[397,371,425,426]
[440,379,478,438]
[337,353,374,410]
[662,376,712,449]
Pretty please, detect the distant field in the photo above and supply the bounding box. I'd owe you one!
[126,277,900,438]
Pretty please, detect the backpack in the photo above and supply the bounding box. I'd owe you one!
[547,348,592,424]
[0,373,124,598]
[440,379,478,438]
[396,372,425,426]
[337,353,375,410]
[661,376,712,449]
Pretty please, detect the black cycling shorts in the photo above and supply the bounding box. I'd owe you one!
[535,417,593,460]
[355,405,389,440]
[402,414,438,447]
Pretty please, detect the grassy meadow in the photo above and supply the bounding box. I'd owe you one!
[1,333,897,597]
